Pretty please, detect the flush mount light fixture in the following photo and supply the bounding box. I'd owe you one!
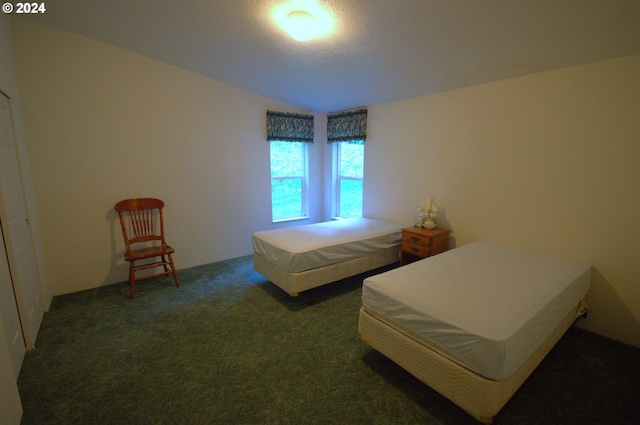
[272,1,335,42]
[286,10,317,41]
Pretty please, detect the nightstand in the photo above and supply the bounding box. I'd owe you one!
[400,227,450,265]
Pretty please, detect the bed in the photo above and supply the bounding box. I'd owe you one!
[252,217,402,296]
[358,241,591,423]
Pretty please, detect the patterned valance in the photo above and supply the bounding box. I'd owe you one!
[266,110,314,143]
[327,108,367,144]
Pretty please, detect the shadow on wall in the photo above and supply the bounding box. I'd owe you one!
[430,207,457,249]
[583,268,640,347]
[103,207,129,287]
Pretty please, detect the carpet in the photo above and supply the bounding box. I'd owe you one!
[17,255,640,424]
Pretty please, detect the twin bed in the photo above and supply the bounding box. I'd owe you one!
[252,217,402,296]
[358,241,591,423]
[253,220,591,423]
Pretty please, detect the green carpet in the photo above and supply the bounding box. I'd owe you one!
[18,255,640,424]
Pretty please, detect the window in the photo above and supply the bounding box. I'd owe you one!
[327,108,367,218]
[335,142,364,218]
[266,110,314,222]
[270,141,308,221]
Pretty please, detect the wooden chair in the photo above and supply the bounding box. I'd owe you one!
[115,198,180,299]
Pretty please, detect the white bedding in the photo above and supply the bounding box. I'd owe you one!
[252,218,402,273]
[362,241,591,380]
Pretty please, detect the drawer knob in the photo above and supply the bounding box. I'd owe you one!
[411,237,420,243]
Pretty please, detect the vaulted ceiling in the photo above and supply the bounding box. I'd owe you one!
[23,0,640,113]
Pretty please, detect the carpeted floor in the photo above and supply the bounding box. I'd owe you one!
[17,255,640,425]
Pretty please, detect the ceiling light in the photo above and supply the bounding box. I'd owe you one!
[271,2,335,42]
[285,10,317,41]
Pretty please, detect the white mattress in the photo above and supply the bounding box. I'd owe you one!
[361,241,591,380]
[252,218,402,273]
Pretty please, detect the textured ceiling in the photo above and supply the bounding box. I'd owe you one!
[22,0,640,113]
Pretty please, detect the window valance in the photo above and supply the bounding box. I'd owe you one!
[327,108,367,144]
[266,110,314,143]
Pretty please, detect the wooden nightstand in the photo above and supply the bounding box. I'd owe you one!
[400,227,450,265]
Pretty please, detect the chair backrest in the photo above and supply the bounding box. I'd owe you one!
[115,198,167,251]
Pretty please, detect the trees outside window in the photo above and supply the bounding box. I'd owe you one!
[270,141,308,221]
[335,142,364,218]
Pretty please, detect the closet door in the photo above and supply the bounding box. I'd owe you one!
[0,93,25,377]
[0,92,43,353]
[0,219,24,378]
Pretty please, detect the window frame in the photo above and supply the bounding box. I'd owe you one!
[270,141,309,222]
[332,141,364,219]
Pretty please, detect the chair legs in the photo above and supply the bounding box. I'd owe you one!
[161,255,170,274]
[128,261,137,299]
[167,254,180,288]
[128,256,180,299]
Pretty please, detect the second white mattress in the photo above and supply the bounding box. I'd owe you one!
[362,241,591,380]
[252,217,402,273]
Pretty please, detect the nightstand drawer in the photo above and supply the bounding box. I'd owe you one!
[400,227,450,266]
[402,242,430,257]
[402,232,431,246]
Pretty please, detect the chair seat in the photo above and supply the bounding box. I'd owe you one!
[125,245,175,261]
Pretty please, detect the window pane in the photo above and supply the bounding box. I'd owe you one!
[339,179,363,218]
[270,141,303,177]
[339,143,364,178]
[272,178,303,219]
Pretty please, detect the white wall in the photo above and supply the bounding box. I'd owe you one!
[11,18,324,295]
[364,55,640,347]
